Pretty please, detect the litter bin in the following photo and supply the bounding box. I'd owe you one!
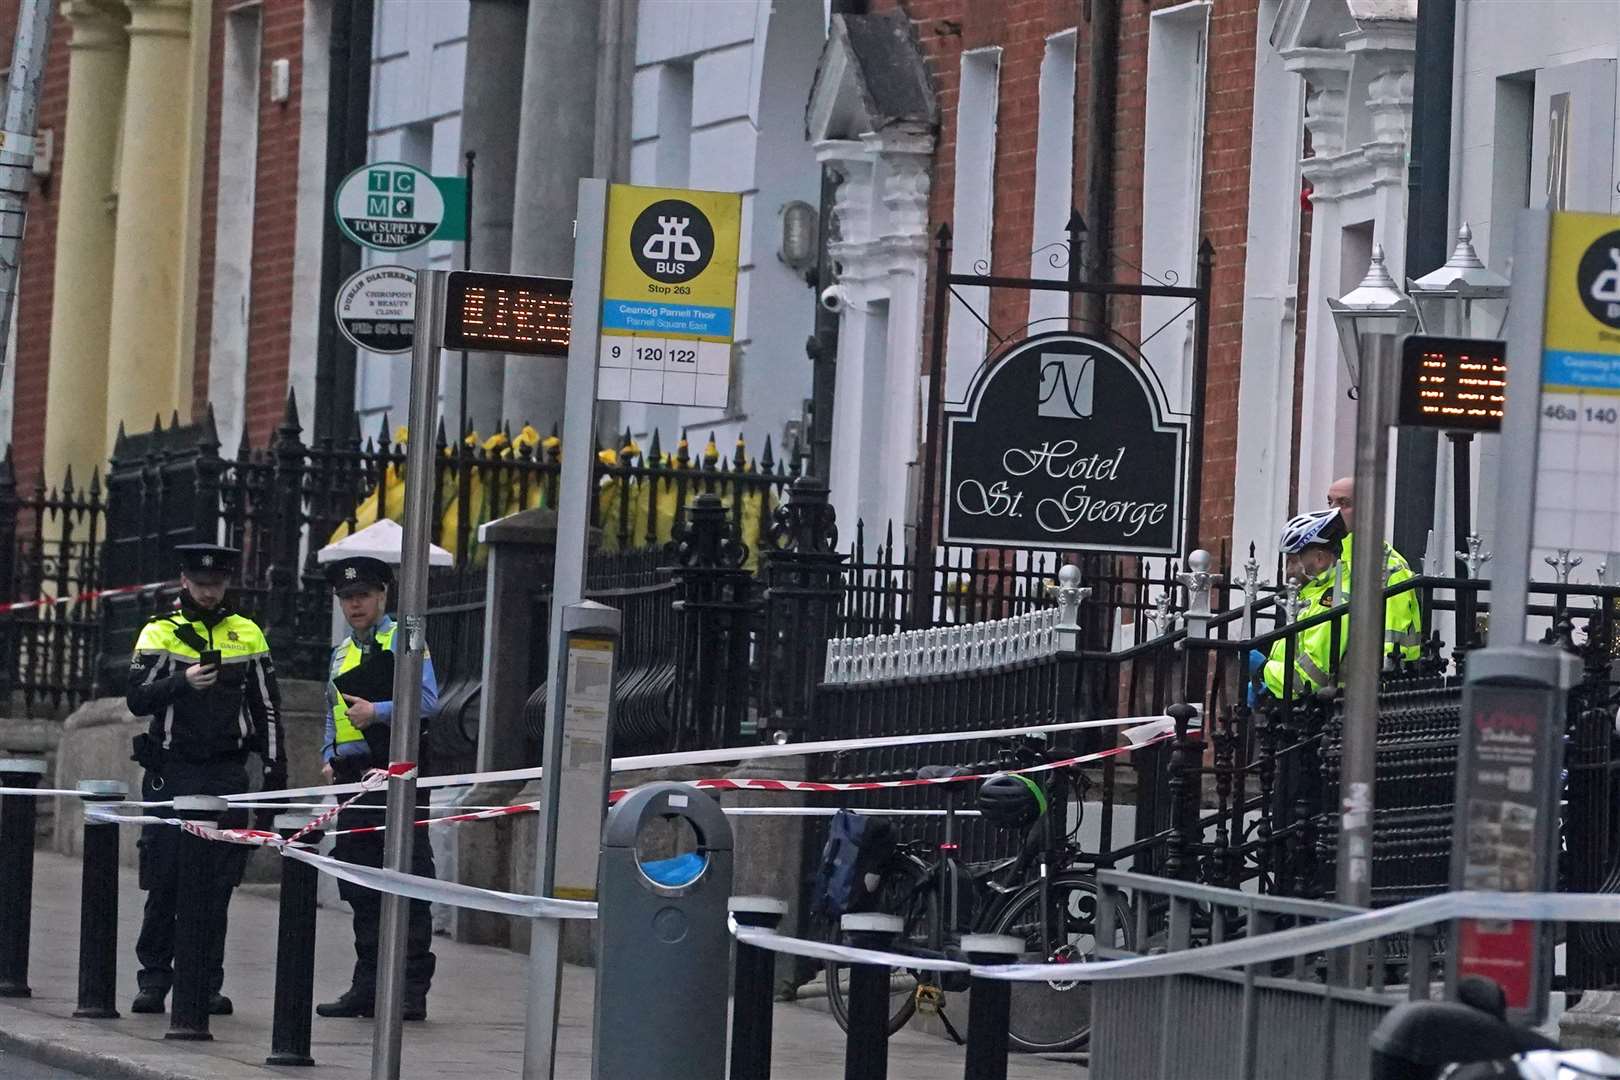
[594,782,734,1080]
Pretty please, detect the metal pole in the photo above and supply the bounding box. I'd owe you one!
[728,897,786,1080]
[1184,241,1215,553]
[0,0,55,384]
[523,176,607,1080]
[910,224,951,628]
[1490,209,1553,646]
[268,815,322,1067]
[0,758,45,997]
[371,268,448,1080]
[458,150,475,443]
[167,795,228,1042]
[74,780,126,1019]
[1337,332,1396,908]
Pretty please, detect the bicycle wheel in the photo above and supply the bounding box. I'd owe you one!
[822,853,936,1037]
[984,871,1133,1054]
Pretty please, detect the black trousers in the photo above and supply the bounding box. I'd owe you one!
[331,760,437,1000]
[135,759,251,995]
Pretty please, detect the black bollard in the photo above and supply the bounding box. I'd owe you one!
[0,758,46,997]
[960,934,1023,1080]
[267,814,321,1067]
[167,795,227,1041]
[74,780,128,1019]
[840,913,904,1080]
[728,896,786,1080]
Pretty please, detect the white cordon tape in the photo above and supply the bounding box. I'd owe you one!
[82,807,598,921]
[0,788,107,797]
[734,890,1620,983]
[223,711,1190,804]
[281,847,597,920]
[315,738,1163,839]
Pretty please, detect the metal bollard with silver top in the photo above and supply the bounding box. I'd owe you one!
[75,779,128,1019]
[594,782,733,1080]
[0,758,46,997]
[167,794,228,1041]
[268,812,322,1067]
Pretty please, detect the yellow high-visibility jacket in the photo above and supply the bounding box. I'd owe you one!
[1263,543,1423,697]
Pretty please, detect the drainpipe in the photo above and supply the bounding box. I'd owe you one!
[1080,0,1118,329]
[312,0,373,446]
[1392,0,1457,564]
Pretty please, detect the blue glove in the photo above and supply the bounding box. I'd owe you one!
[1246,650,1267,708]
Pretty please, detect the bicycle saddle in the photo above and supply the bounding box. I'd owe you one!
[916,764,976,781]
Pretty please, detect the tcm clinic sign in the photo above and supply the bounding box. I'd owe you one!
[941,333,1189,555]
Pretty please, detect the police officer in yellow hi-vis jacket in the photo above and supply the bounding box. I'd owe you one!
[126,544,284,1016]
[315,555,438,1022]
[1260,508,1423,699]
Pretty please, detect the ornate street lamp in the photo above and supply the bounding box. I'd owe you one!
[1326,243,1420,397]
[1407,222,1511,338]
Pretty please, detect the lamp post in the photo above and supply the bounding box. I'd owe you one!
[1407,223,1512,580]
[1325,244,1419,910]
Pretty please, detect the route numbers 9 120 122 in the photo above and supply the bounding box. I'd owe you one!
[1543,403,1618,424]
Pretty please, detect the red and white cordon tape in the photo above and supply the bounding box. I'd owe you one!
[92,761,418,849]
[319,737,1168,839]
[0,578,175,615]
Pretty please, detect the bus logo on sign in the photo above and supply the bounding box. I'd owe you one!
[629,200,715,284]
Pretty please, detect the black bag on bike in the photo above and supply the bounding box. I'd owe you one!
[811,810,896,920]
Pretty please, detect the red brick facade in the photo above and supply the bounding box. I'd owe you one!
[0,6,71,486]
[1,0,306,482]
[874,0,1275,555]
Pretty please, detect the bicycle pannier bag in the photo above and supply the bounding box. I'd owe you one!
[812,810,896,919]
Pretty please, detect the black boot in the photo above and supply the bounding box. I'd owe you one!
[316,990,375,1018]
[403,996,427,1023]
[131,988,166,1014]
[209,993,233,1016]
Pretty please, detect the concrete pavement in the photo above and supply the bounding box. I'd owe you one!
[0,852,1080,1079]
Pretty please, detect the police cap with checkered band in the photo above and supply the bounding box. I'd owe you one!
[323,556,394,598]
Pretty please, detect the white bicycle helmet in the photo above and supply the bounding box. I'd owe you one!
[1278,508,1345,554]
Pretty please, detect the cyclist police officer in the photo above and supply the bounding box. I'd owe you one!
[126,544,285,1016]
[1259,509,1422,699]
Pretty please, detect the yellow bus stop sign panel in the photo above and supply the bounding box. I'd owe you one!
[600,184,742,344]
[1542,209,1620,393]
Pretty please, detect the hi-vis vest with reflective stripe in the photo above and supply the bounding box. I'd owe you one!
[330,625,395,747]
[134,612,271,667]
[1262,548,1424,697]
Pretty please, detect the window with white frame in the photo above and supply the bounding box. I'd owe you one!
[1029,29,1076,331]
[944,47,1001,404]
[1140,0,1210,411]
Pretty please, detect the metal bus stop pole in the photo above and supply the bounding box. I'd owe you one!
[370,267,448,1080]
[522,175,608,1080]
[1339,331,1398,914]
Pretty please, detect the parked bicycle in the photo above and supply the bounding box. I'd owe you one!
[814,735,1134,1054]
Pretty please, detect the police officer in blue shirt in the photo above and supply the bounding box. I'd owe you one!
[314,556,438,1022]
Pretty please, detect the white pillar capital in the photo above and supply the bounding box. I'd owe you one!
[123,0,192,40]
[63,0,128,50]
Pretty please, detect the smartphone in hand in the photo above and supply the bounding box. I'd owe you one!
[199,649,222,670]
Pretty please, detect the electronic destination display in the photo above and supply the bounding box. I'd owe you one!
[1397,334,1507,433]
